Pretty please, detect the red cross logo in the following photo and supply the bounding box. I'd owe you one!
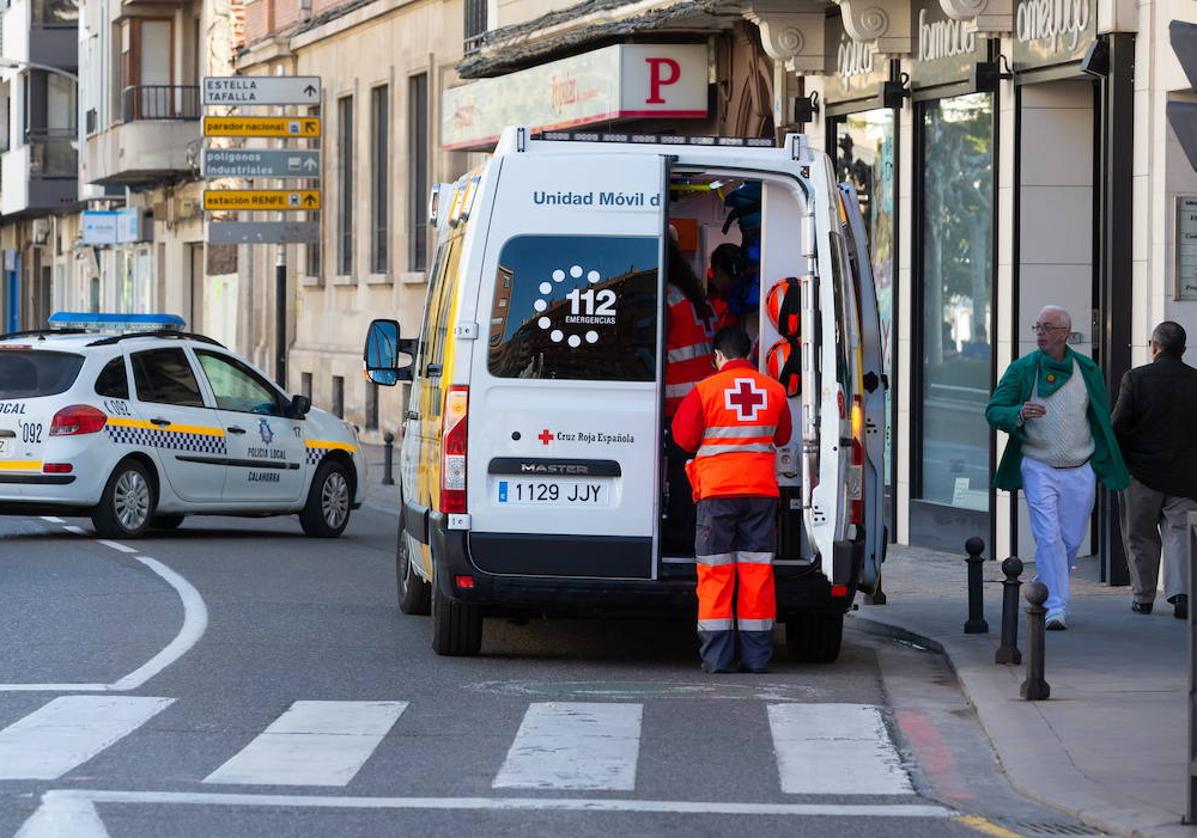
[725,378,768,422]
[537,428,555,446]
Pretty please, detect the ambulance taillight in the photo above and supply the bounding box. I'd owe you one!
[441,386,469,514]
[848,394,864,526]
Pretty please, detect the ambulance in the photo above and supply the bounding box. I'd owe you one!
[364,126,886,660]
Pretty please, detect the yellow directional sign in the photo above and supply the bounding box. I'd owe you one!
[203,190,322,211]
[202,116,321,138]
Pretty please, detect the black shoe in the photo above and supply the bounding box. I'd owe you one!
[1171,594,1189,620]
[1131,601,1154,615]
[701,662,737,674]
[739,664,769,674]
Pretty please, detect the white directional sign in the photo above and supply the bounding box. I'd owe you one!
[202,149,321,178]
[207,222,321,245]
[202,76,322,106]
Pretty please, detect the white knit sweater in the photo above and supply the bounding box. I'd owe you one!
[1021,359,1095,468]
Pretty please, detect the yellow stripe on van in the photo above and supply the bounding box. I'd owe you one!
[105,417,225,437]
[0,460,43,471]
[305,440,358,452]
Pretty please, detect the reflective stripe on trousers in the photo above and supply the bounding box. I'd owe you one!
[696,552,735,566]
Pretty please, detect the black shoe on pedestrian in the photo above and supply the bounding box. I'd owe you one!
[701,662,737,674]
[1131,601,1154,615]
[738,663,769,674]
[1171,594,1189,620]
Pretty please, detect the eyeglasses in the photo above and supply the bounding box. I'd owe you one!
[1030,323,1068,334]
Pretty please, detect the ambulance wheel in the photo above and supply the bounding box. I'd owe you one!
[785,611,843,664]
[431,570,482,656]
[300,460,351,538]
[397,522,431,615]
[92,459,156,539]
[150,514,185,531]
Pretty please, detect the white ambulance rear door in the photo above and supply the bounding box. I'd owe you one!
[466,150,668,577]
[839,182,887,592]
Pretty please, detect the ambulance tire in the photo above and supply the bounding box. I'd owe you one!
[91,458,156,539]
[431,567,482,656]
[785,611,844,664]
[396,521,431,615]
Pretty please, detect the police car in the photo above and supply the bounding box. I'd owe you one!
[0,313,365,538]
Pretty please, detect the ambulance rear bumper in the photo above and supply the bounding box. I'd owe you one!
[427,512,852,617]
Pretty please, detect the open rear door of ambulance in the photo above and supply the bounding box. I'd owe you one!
[838,183,887,595]
[466,146,669,581]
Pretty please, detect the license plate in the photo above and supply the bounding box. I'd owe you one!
[496,479,611,507]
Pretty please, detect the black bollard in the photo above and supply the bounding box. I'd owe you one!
[1020,580,1051,700]
[995,557,1024,665]
[382,431,396,486]
[964,537,989,634]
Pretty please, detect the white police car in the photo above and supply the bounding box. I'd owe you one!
[0,313,365,538]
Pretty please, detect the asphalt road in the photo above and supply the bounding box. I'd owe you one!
[0,503,1100,838]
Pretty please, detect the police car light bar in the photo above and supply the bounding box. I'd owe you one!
[537,131,775,148]
[48,312,187,331]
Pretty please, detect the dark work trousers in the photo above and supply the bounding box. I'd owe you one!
[663,428,697,556]
[694,496,778,672]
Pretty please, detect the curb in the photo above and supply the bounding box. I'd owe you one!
[848,611,1183,838]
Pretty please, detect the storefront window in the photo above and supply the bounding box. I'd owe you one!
[835,109,895,491]
[918,93,993,510]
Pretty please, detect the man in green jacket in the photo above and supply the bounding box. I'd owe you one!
[985,306,1129,630]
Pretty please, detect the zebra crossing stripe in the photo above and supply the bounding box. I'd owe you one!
[0,696,174,780]
[492,702,642,791]
[768,703,914,796]
[203,701,407,787]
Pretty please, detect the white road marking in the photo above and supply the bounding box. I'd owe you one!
[16,789,957,838]
[493,702,642,791]
[63,526,86,536]
[768,703,914,796]
[39,516,64,524]
[97,540,138,554]
[204,701,407,786]
[0,696,174,780]
[0,554,208,693]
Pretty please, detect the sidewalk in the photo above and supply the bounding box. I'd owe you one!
[850,543,1191,838]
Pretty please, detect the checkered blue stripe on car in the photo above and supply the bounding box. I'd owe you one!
[105,423,227,455]
[305,440,358,465]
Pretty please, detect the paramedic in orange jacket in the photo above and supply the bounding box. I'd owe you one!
[662,242,717,555]
[671,326,792,673]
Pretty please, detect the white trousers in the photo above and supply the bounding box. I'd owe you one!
[1021,456,1097,617]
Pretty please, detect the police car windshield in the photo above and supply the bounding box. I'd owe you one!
[0,351,85,399]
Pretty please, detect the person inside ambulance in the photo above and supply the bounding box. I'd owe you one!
[662,235,718,555]
[671,326,792,673]
[706,243,742,331]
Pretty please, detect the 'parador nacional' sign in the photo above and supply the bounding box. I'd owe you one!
[1013,0,1095,68]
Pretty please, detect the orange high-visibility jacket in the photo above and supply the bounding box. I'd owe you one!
[664,285,716,417]
[671,359,792,499]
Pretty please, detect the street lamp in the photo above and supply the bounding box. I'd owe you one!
[0,57,78,84]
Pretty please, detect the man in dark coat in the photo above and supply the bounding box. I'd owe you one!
[1112,321,1197,619]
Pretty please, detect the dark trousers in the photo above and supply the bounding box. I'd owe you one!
[662,429,696,556]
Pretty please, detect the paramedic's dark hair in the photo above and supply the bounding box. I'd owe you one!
[714,326,751,360]
[710,243,740,277]
[666,240,712,321]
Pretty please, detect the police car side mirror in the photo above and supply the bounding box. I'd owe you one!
[364,318,413,386]
[288,394,311,419]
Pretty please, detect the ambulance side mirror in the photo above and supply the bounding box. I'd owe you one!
[364,319,414,386]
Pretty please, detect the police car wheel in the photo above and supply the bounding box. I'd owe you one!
[430,567,482,656]
[92,460,156,539]
[396,521,431,615]
[300,460,351,538]
[785,611,844,664]
[150,514,185,531]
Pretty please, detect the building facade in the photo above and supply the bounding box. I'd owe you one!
[235,0,468,441]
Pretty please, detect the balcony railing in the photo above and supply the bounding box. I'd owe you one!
[27,130,77,177]
[464,0,487,54]
[121,85,201,122]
